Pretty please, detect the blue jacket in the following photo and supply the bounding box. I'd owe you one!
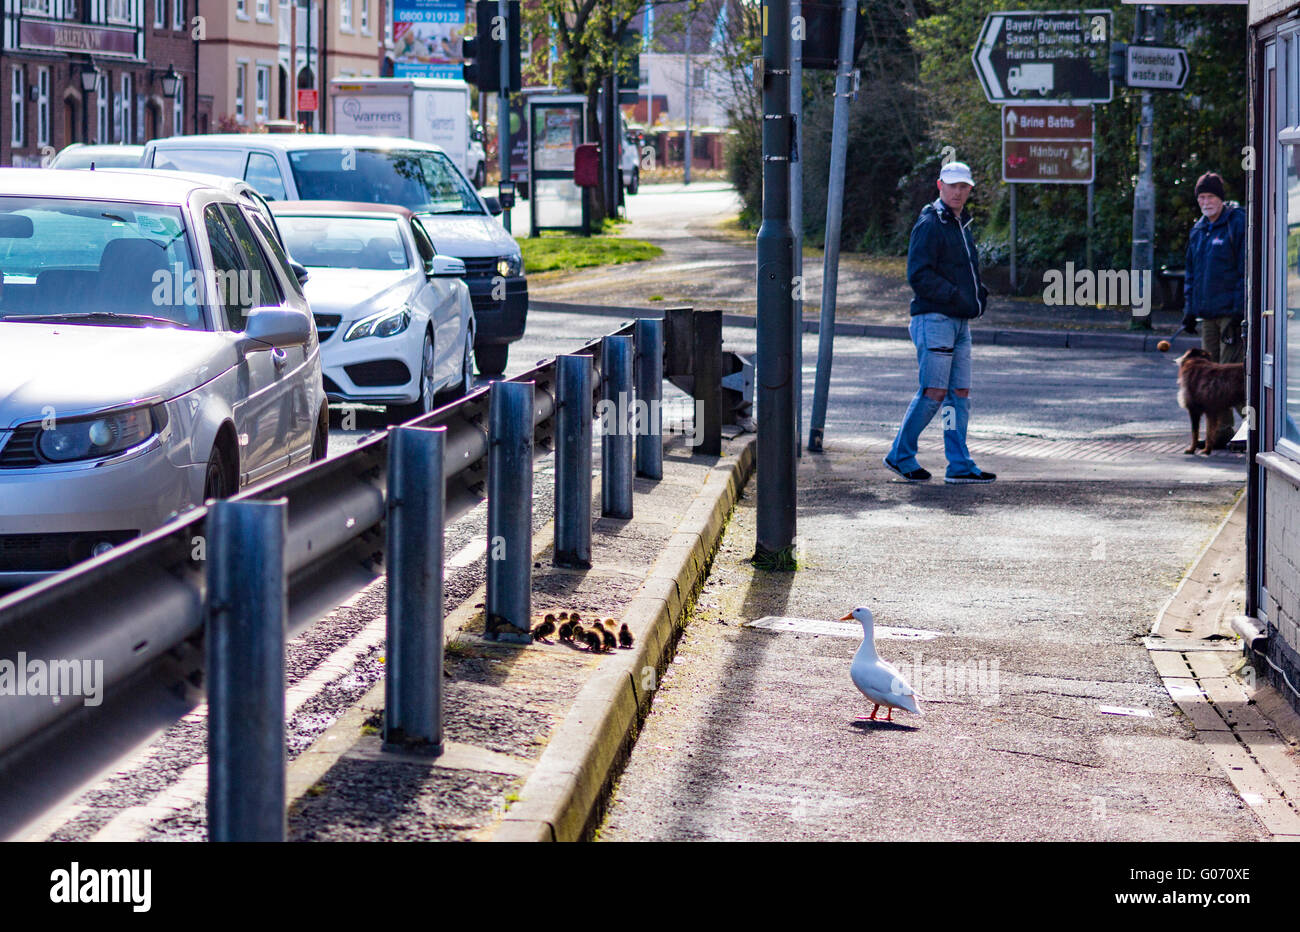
[1184,202,1245,319]
[907,197,988,319]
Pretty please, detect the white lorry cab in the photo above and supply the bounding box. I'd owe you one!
[329,78,488,189]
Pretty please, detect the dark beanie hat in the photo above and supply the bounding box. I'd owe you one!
[1195,172,1226,200]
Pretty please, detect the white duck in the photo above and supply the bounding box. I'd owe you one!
[841,607,922,722]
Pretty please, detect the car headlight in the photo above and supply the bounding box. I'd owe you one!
[497,254,523,277]
[36,405,167,463]
[344,307,412,342]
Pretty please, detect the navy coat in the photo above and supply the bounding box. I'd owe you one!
[907,197,988,320]
[1184,202,1245,319]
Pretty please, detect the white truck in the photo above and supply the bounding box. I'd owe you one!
[1007,63,1055,97]
[329,77,488,188]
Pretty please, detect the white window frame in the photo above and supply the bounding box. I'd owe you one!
[10,67,24,148]
[339,0,352,33]
[236,0,248,19]
[255,65,270,123]
[173,74,184,134]
[360,0,369,34]
[154,0,164,27]
[174,0,185,30]
[120,72,132,143]
[96,71,109,144]
[256,0,271,21]
[107,0,132,25]
[36,67,50,148]
[235,63,247,123]
[21,0,53,16]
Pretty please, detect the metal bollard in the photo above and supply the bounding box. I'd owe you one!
[486,380,534,642]
[693,310,722,456]
[207,498,287,842]
[601,334,634,518]
[634,318,664,480]
[554,354,593,568]
[384,425,446,754]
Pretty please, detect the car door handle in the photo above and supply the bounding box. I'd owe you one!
[272,347,288,372]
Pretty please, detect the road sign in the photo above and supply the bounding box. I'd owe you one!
[1004,140,1094,184]
[297,89,318,112]
[972,10,1113,105]
[1125,45,1189,90]
[1003,105,1092,139]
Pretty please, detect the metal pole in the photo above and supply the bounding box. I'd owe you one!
[601,334,634,518]
[693,309,722,456]
[486,380,533,641]
[806,0,856,453]
[755,0,796,558]
[635,317,664,479]
[498,0,512,233]
[1009,183,1018,293]
[684,12,693,186]
[207,498,287,842]
[1130,89,1155,327]
[384,426,446,753]
[1086,180,1094,271]
[554,354,593,568]
[790,0,803,457]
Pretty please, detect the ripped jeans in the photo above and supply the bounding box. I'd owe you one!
[886,312,978,477]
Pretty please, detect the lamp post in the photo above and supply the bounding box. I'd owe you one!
[158,64,180,99]
[78,61,98,144]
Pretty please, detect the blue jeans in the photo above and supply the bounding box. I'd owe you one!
[886,313,978,477]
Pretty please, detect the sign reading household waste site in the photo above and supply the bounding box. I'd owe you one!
[973,10,1113,105]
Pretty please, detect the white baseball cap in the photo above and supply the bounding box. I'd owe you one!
[939,161,975,187]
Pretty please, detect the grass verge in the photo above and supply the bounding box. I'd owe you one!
[517,234,663,274]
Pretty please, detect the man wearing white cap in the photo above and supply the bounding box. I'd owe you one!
[883,161,995,483]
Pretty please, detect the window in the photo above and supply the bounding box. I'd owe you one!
[287,148,482,214]
[204,205,253,331]
[21,0,53,15]
[37,68,50,149]
[236,0,247,17]
[96,72,109,144]
[173,74,184,135]
[1283,143,1300,450]
[247,209,302,298]
[340,0,352,32]
[10,67,23,148]
[151,147,247,176]
[255,66,270,123]
[120,73,132,144]
[221,202,282,308]
[107,0,132,24]
[235,64,246,123]
[154,0,165,27]
[174,0,186,30]
[360,0,369,33]
[245,152,287,200]
[256,0,270,19]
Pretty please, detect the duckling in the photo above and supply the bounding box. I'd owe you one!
[484,613,511,637]
[591,620,606,635]
[558,611,570,621]
[571,623,585,642]
[569,612,583,625]
[584,630,603,652]
[601,627,617,651]
[619,624,634,649]
[532,618,556,642]
[558,621,575,643]
[542,612,558,625]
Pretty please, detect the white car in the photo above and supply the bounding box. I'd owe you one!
[0,169,327,586]
[271,201,476,420]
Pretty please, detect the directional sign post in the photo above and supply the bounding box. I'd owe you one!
[1125,45,1189,90]
[1002,105,1094,185]
[973,10,1113,105]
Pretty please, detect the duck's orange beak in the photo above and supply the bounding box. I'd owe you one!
[839,612,854,621]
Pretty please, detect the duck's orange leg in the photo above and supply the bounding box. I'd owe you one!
[885,706,895,722]
[855,703,880,722]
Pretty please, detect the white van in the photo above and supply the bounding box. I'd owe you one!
[141,133,525,375]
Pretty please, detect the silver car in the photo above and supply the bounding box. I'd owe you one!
[0,169,327,586]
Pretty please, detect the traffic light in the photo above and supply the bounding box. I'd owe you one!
[462,0,520,92]
[801,0,868,71]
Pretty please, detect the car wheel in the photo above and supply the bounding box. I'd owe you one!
[390,330,436,423]
[203,442,233,502]
[474,343,508,378]
[436,332,476,404]
[628,166,639,195]
[310,409,328,462]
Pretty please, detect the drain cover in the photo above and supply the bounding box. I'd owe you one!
[743,616,943,640]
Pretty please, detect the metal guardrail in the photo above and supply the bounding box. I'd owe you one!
[0,320,647,839]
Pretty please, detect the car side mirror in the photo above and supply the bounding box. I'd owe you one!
[427,255,467,278]
[483,195,503,216]
[288,259,310,287]
[242,306,311,349]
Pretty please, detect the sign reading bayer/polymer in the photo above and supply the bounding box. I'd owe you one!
[973,10,1113,105]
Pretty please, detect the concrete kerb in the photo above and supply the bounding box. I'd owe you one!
[491,437,756,842]
[531,300,1200,354]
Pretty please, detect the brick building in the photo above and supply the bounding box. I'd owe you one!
[1,0,201,166]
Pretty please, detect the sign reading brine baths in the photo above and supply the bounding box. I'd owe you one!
[973,10,1113,105]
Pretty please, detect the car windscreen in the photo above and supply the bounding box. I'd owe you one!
[53,148,145,169]
[277,215,412,271]
[0,197,204,329]
[150,147,247,178]
[286,148,483,215]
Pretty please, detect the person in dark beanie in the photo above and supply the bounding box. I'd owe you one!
[1183,171,1246,447]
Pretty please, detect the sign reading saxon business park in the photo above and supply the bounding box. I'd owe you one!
[973,10,1113,105]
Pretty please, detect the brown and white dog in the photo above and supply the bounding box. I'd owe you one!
[1176,348,1245,455]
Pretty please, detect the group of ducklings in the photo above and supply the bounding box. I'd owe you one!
[531,611,634,653]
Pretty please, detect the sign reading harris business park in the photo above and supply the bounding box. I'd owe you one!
[392,0,467,80]
[19,20,137,58]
